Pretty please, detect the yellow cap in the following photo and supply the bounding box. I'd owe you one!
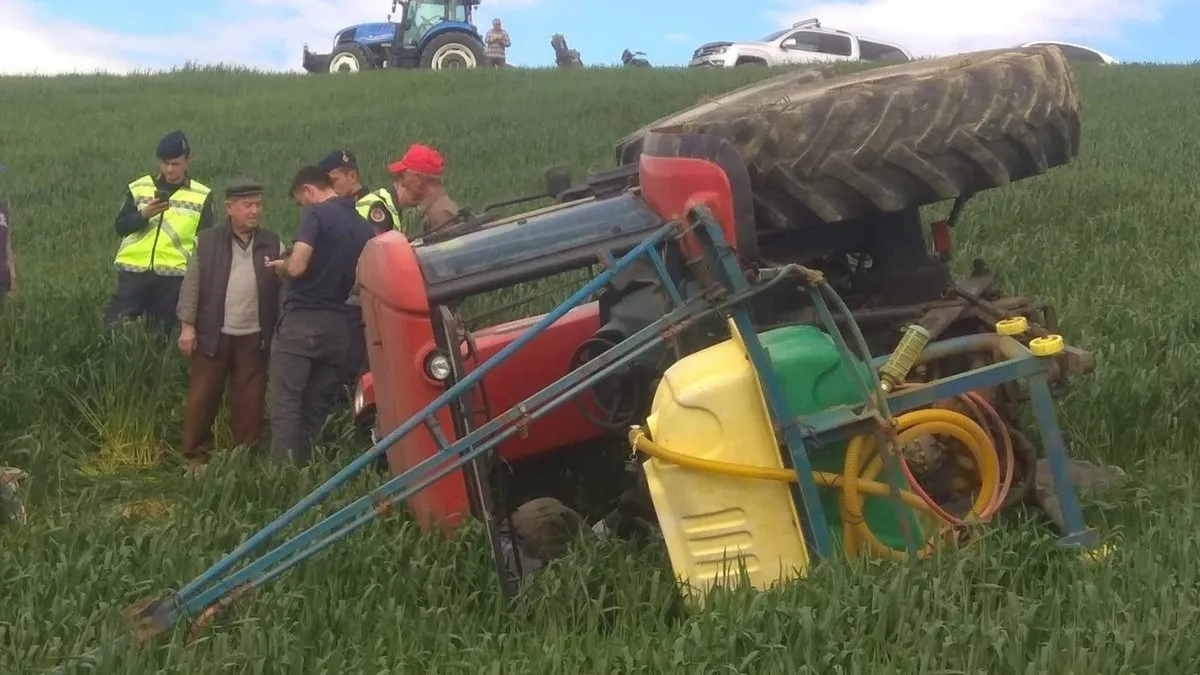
[1029,334,1065,356]
[995,317,1029,336]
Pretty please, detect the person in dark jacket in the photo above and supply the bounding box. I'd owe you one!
[317,149,398,409]
[103,131,216,335]
[265,166,375,463]
[175,178,283,472]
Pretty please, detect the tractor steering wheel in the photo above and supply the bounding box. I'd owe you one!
[568,334,645,431]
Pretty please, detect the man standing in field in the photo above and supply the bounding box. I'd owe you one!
[485,19,511,68]
[103,131,216,335]
[175,178,284,474]
[316,149,398,407]
[389,144,461,237]
[0,164,17,307]
[265,166,375,463]
[318,150,402,235]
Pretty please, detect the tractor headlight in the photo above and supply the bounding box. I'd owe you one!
[425,353,452,381]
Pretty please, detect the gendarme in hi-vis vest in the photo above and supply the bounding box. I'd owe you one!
[114,175,211,275]
[355,188,401,229]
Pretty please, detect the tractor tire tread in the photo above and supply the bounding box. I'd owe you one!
[615,46,1081,229]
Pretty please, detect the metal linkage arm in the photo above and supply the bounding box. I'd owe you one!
[119,220,681,640]
[115,207,805,652]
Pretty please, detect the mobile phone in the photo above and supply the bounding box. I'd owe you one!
[154,188,170,202]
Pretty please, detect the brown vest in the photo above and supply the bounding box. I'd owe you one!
[193,222,282,357]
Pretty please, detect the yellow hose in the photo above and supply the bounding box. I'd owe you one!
[628,407,1001,562]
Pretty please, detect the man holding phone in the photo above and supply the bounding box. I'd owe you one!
[102,130,216,335]
[264,165,375,464]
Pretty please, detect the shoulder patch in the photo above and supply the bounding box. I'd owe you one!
[369,205,388,223]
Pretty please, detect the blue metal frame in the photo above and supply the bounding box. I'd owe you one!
[55,204,1095,672]
[795,333,1097,548]
[105,207,826,653]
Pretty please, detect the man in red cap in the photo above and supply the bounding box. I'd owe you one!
[388,144,461,237]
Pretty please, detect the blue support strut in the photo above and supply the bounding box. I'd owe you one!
[167,221,680,602]
[82,202,1096,675]
[678,211,835,559]
[112,206,839,651]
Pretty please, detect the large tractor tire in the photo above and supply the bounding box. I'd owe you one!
[615,46,1081,230]
[421,31,486,70]
[328,44,373,73]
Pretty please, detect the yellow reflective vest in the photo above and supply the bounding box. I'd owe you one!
[355,188,401,230]
[114,175,211,275]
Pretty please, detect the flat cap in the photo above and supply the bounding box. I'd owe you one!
[156,130,190,160]
[225,177,264,198]
[317,149,358,173]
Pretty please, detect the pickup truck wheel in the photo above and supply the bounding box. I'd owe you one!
[615,45,1081,230]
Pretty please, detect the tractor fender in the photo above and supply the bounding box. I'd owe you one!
[636,131,759,265]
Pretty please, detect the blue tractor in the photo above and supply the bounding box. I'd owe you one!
[302,0,488,73]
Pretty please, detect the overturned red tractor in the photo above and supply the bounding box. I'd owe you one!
[99,49,1107,657]
[353,47,1094,557]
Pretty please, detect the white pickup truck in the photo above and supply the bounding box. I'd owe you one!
[689,18,913,68]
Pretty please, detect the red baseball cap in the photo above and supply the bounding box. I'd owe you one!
[388,144,445,176]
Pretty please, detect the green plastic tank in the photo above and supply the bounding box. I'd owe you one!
[759,325,929,553]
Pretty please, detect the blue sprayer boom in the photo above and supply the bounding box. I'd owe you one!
[52,137,1100,672]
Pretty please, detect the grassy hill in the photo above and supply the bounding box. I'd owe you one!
[4,62,1200,672]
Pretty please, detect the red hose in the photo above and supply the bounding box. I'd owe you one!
[888,384,1016,525]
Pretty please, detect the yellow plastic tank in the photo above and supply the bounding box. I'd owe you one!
[642,320,810,607]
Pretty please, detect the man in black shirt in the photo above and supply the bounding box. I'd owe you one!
[265,165,375,463]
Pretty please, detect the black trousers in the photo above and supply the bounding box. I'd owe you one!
[335,303,368,408]
[268,308,350,463]
[102,270,183,335]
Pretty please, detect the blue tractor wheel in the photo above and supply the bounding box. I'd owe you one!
[329,44,374,73]
[420,30,487,69]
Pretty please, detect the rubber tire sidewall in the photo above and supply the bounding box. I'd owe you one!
[329,45,372,73]
[421,32,486,70]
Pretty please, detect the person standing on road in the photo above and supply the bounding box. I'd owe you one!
[389,144,461,237]
[485,19,511,67]
[175,178,283,474]
[0,164,17,307]
[265,166,375,463]
[103,131,216,335]
[318,149,402,236]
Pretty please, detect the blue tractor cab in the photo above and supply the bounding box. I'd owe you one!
[303,0,487,73]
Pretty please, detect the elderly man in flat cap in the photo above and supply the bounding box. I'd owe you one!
[175,178,284,473]
[103,130,216,336]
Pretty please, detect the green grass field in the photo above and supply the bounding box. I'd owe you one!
[4,61,1200,672]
